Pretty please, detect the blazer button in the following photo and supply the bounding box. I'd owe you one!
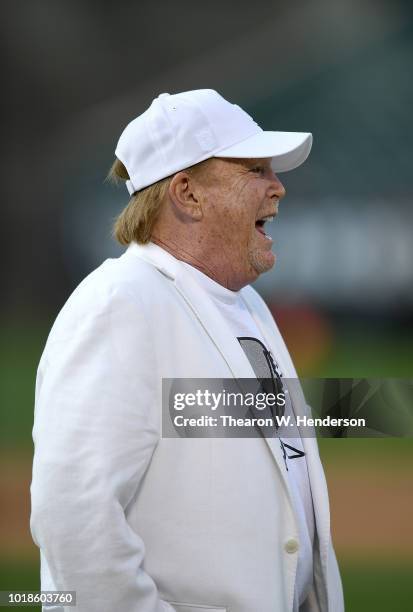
[284,538,299,554]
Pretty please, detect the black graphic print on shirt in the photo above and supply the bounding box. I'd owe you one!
[237,336,305,470]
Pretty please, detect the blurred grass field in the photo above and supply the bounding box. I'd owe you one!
[0,319,412,611]
[1,561,413,612]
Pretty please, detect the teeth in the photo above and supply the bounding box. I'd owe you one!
[259,215,274,223]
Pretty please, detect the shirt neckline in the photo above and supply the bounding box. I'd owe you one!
[180,261,240,305]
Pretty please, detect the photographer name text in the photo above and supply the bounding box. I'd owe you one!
[173,415,366,428]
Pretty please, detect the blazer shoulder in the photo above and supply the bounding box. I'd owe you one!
[95,250,169,296]
[43,252,166,351]
[63,251,168,311]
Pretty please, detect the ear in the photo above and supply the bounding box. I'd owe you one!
[168,171,203,221]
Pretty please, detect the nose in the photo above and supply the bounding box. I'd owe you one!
[267,170,286,201]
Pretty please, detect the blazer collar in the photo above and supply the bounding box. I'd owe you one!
[126,241,179,279]
[127,242,261,379]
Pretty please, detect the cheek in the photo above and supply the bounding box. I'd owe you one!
[206,184,259,241]
[225,188,259,227]
[228,207,252,230]
[224,209,254,248]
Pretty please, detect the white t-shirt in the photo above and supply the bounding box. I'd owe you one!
[182,262,315,608]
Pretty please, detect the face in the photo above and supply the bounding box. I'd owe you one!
[197,157,286,290]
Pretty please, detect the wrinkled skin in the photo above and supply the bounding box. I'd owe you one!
[152,157,286,291]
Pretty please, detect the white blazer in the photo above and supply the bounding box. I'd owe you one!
[30,242,344,612]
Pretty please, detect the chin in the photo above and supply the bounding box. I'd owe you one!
[250,248,276,276]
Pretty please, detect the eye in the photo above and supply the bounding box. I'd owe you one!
[250,165,265,175]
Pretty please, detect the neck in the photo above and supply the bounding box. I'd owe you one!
[150,234,242,290]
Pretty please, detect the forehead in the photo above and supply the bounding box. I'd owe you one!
[216,157,272,168]
[192,157,272,187]
[207,157,272,178]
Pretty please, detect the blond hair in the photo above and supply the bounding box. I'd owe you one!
[108,159,171,245]
[108,157,214,245]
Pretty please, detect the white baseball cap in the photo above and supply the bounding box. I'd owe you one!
[115,89,312,195]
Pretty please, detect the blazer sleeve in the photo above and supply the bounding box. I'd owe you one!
[30,277,174,612]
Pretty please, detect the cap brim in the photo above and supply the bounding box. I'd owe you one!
[215,131,312,173]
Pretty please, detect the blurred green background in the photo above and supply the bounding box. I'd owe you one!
[1,0,412,609]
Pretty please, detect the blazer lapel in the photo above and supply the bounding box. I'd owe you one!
[174,267,297,498]
[174,269,258,380]
[240,289,331,565]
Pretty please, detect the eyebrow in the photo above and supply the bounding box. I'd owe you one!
[248,157,273,165]
[228,157,269,167]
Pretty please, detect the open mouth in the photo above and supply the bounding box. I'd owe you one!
[255,214,275,237]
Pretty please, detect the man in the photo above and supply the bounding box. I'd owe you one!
[30,89,344,612]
